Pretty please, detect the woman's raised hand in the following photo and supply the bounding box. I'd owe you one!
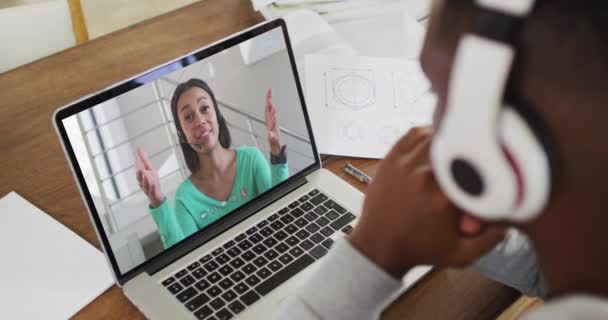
[135,148,165,208]
[265,88,282,156]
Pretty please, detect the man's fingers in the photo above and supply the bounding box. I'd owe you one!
[402,136,431,169]
[385,127,433,162]
[456,227,507,261]
[460,214,485,237]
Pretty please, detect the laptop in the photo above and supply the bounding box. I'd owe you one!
[53,19,367,319]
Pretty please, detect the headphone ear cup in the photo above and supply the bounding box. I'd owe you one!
[498,106,551,221]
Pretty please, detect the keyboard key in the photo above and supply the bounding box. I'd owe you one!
[229,270,245,282]
[289,246,304,258]
[308,189,320,196]
[316,216,330,227]
[310,245,328,259]
[204,261,219,272]
[299,194,310,202]
[212,247,224,256]
[216,253,230,265]
[195,279,210,291]
[253,256,268,268]
[249,233,263,244]
[229,257,244,269]
[188,261,201,271]
[275,242,289,253]
[280,214,294,225]
[279,253,294,265]
[256,220,269,228]
[310,193,328,206]
[176,287,197,302]
[288,200,300,209]
[245,275,261,287]
[342,225,354,235]
[234,282,249,295]
[208,316,218,320]
[252,244,267,255]
[273,230,288,241]
[255,254,315,295]
[322,238,334,249]
[228,300,245,315]
[180,275,195,287]
[259,226,274,237]
[237,240,252,251]
[314,206,328,215]
[325,210,339,221]
[223,240,236,249]
[240,290,261,306]
[246,227,258,235]
[161,277,175,286]
[262,237,278,248]
[270,221,285,231]
[210,297,226,310]
[267,213,280,222]
[219,265,234,277]
[175,269,188,278]
[291,208,305,218]
[242,251,256,261]
[300,239,315,251]
[284,224,298,234]
[324,200,347,214]
[215,308,233,320]
[208,272,221,283]
[200,254,212,264]
[299,202,314,212]
[221,289,237,302]
[263,249,279,260]
[256,267,272,279]
[320,226,335,237]
[206,285,222,297]
[310,233,325,244]
[305,222,320,233]
[304,212,319,222]
[186,292,210,311]
[268,260,283,272]
[294,218,309,228]
[278,207,290,215]
[235,233,246,242]
[194,305,213,320]
[242,263,257,275]
[167,282,183,294]
[192,268,207,279]
[296,229,310,240]
[227,247,242,258]
[219,278,234,290]
[330,212,356,231]
[286,236,300,246]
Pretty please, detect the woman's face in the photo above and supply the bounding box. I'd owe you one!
[177,87,221,152]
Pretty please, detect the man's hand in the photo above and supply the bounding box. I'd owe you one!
[350,127,506,278]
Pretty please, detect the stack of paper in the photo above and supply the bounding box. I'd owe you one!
[0,192,114,319]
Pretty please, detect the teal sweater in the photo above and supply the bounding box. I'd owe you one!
[150,146,289,248]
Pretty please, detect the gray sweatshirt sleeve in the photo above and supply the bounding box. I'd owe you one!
[274,236,402,320]
[474,229,548,298]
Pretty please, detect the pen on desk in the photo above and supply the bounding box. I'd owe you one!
[344,163,373,184]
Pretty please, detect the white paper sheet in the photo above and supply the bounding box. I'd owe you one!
[305,54,436,158]
[0,192,114,319]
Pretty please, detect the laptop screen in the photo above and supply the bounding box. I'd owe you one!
[55,20,318,281]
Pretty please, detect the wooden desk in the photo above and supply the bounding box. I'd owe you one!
[0,0,519,318]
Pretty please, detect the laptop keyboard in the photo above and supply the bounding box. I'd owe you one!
[160,189,356,320]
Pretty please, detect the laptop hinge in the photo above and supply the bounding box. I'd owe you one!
[144,174,309,276]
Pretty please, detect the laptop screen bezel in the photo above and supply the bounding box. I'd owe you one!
[53,18,321,285]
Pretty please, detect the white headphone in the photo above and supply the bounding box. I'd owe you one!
[431,0,556,222]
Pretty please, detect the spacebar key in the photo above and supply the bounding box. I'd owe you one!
[255,254,315,295]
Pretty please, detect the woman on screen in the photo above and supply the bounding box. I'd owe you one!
[135,78,289,248]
